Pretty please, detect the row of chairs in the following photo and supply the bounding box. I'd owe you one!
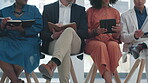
[0,53,146,83]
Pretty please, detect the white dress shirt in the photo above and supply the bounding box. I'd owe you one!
[58,1,72,25]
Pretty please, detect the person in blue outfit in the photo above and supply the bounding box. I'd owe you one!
[0,0,43,83]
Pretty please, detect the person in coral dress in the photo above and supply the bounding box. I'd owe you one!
[85,0,122,83]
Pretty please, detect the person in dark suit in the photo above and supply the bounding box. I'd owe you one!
[38,0,88,82]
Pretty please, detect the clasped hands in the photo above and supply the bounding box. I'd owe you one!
[0,17,24,32]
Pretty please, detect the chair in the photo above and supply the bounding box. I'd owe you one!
[42,53,83,83]
[0,71,39,83]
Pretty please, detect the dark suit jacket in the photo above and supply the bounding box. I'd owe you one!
[40,1,88,54]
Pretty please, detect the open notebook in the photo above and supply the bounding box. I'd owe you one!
[6,19,35,27]
[48,22,77,32]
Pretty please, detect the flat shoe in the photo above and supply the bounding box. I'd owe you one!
[39,64,52,78]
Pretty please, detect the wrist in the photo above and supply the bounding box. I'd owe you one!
[93,29,99,36]
[134,34,139,40]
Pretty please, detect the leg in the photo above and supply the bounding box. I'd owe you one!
[58,50,71,83]
[85,41,111,75]
[56,28,81,83]
[107,41,122,73]
[13,64,24,77]
[0,60,19,83]
[103,69,112,83]
[52,28,81,61]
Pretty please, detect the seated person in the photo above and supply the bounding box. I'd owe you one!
[85,0,122,83]
[121,0,148,81]
[0,0,43,83]
[38,0,88,82]
[120,0,148,59]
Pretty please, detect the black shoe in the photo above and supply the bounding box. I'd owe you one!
[129,45,143,59]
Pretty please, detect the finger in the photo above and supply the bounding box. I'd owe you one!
[116,24,120,26]
[52,29,55,33]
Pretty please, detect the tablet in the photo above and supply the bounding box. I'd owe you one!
[100,19,116,33]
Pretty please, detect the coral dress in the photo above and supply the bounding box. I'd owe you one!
[85,7,122,76]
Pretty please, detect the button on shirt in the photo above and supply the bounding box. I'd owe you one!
[59,1,72,25]
[135,7,147,29]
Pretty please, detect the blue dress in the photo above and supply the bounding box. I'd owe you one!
[0,4,43,73]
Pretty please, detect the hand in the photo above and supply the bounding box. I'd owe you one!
[52,29,63,39]
[96,27,107,34]
[6,23,24,32]
[1,17,11,29]
[55,23,63,27]
[112,24,122,33]
[134,30,144,39]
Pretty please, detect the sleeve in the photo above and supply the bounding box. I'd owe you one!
[0,10,7,36]
[120,13,136,43]
[112,10,121,40]
[86,8,97,38]
[24,6,43,36]
[76,7,88,39]
[40,5,53,42]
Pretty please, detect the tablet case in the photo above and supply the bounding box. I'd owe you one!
[100,19,116,33]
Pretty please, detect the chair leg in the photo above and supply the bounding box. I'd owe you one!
[5,77,9,83]
[30,71,39,83]
[70,59,78,83]
[84,63,95,83]
[0,73,7,83]
[90,64,97,83]
[114,71,121,83]
[136,59,145,83]
[124,59,141,83]
[25,71,31,83]
[0,73,9,83]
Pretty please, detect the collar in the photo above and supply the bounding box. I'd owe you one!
[134,6,146,14]
[59,0,72,7]
[11,3,27,13]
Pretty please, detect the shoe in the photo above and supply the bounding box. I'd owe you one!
[38,61,57,79]
[42,75,51,80]
[129,44,143,59]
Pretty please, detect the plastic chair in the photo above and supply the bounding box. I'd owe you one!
[0,71,39,83]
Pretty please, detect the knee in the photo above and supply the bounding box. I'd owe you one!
[63,28,75,34]
[95,42,106,49]
[107,41,119,48]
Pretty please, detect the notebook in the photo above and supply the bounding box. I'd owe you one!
[6,19,35,27]
[48,22,77,32]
